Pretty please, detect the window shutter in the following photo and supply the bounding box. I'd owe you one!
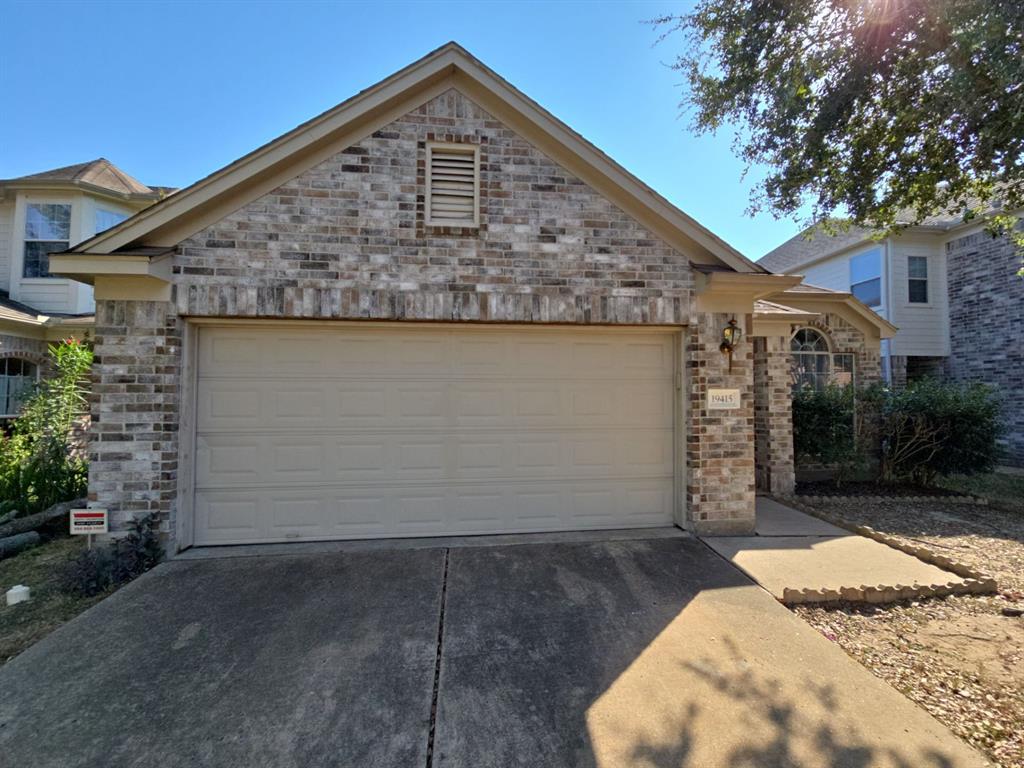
[427,144,479,226]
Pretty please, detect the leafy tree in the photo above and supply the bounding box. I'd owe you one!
[655,1,1024,269]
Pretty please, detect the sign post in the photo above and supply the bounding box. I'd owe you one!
[70,509,108,549]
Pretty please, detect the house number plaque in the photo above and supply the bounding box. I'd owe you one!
[707,388,741,410]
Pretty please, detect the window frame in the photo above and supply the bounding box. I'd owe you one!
[95,208,128,236]
[790,327,833,392]
[849,247,883,308]
[424,142,481,228]
[789,328,858,392]
[907,255,929,304]
[0,357,40,419]
[23,202,72,279]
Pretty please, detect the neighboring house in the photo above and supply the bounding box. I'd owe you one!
[760,212,1024,467]
[50,43,894,550]
[0,160,168,418]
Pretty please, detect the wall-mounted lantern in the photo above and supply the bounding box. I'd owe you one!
[719,317,742,372]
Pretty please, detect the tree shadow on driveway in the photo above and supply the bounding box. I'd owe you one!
[436,536,986,768]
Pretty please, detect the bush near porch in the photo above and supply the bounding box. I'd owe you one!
[793,379,1003,487]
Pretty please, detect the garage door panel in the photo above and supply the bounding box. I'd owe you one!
[194,326,677,545]
[333,496,390,532]
[337,440,389,474]
[196,482,675,546]
[270,495,323,530]
[196,496,262,539]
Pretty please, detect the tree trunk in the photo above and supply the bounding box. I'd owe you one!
[0,531,41,560]
[0,498,86,539]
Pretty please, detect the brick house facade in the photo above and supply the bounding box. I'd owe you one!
[57,44,891,548]
[762,199,1023,468]
[945,231,1023,465]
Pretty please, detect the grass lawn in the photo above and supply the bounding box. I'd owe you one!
[0,536,110,665]
[935,471,1024,514]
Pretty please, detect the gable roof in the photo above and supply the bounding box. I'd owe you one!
[0,158,166,201]
[759,223,876,274]
[0,290,93,327]
[759,189,1017,273]
[772,282,898,339]
[65,43,764,274]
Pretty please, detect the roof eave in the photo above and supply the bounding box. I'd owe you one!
[773,288,898,338]
[0,178,161,203]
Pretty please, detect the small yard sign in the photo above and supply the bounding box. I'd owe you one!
[70,509,108,536]
[707,388,741,410]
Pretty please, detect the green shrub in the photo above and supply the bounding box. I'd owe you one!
[58,514,163,597]
[792,384,867,484]
[0,339,92,515]
[868,379,1002,484]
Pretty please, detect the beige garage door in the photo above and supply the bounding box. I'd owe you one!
[193,324,677,545]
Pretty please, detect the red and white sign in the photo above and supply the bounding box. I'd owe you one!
[70,509,108,535]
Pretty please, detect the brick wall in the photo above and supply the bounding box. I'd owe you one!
[88,300,181,534]
[889,355,908,388]
[906,355,947,382]
[90,89,764,543]
[686,313,756,534]
[753,335,795,495]
[175,89,692,325]
[0,334,49,366]
[945,231,1024,465]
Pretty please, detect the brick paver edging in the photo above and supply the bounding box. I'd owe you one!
[771,494,999,605]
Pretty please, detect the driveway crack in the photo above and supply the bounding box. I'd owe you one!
[425,547,450,768]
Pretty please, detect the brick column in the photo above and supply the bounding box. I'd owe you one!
[889,355,907,388]
[89,300,181,540]
[753,335,795,495]
[686,313,756,535]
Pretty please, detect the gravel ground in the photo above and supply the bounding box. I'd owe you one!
[792,497,1024,768]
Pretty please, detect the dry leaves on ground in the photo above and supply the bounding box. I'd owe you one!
[793,498,1024,768]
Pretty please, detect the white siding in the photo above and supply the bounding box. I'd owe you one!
[0,201,14,293]
[800,258,850,293]
[70,197,134,313]
[18,280,75,313]
[799,243,890,321]
[7,191,139,315]
[888,239,949,357]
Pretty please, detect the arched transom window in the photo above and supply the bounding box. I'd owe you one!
[791,328,855,391]
[0,358,38,418]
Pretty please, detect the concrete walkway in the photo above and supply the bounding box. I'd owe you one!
[703,498,968,603]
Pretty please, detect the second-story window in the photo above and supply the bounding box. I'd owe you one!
[95,209,128,235]
[908,255,928,303]
[849,248,881,308]
[24,203,71,278]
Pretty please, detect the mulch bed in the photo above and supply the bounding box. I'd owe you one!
[792,497,1024,768]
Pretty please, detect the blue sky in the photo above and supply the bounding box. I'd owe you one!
[1,0,804,259]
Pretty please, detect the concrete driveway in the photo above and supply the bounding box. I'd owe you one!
[0,533,987,767]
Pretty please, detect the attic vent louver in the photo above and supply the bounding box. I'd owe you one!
[426,143,480,226]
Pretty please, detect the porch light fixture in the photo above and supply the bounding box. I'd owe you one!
[719,318,742,372]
